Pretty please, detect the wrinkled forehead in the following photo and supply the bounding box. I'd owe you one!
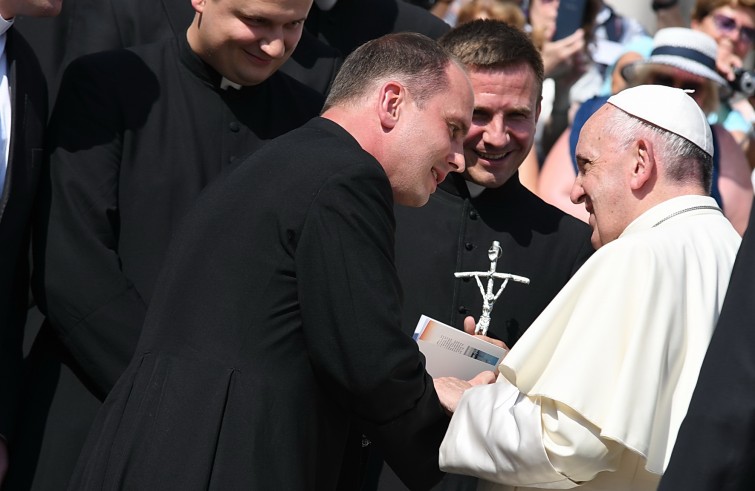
[579,105,614,145]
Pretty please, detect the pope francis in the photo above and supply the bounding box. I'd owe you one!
[437,84,743,490]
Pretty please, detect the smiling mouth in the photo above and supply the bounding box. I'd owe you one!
[431,168,446,184]
[474,149,509,161]
[243,49,273,64]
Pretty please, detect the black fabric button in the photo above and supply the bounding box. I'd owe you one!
[469,210,479,219]
[465,242,474,251]
[458,306,469,314]
[229,121,240,132]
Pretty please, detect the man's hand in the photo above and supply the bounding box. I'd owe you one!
[541,29,586,79]
[463,316,509,350]
[434,371,496,415]
[715,39,742,82]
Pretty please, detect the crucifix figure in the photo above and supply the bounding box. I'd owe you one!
[454,241,530,336]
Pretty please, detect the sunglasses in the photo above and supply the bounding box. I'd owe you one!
[648,74,704,94]
[712,13,755,44]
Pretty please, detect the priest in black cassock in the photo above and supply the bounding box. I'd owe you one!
[6,0,324,489]
[370,20,594,491]
[59,0,341,96]
[658,196,755,491]
[67,32,487,491]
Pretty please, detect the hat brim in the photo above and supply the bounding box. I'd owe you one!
[621,56,727,87]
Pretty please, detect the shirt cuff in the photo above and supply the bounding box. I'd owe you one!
[440,376,576,488]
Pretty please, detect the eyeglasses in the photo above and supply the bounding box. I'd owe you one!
[712,13,755,44]
[648,74,704,94]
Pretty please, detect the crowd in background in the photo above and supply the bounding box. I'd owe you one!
[3,0,755,490]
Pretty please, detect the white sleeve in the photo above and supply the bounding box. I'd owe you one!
[439,377,624,488]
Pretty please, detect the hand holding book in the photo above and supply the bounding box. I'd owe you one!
[414,315,508,380]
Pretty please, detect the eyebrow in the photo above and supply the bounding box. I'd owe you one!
[236,9,307,25]
[454,117,470,136]
[574,154,590,169]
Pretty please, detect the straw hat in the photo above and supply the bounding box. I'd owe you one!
[621,27,726,87]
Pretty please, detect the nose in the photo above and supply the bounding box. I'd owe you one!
[569,175,585,205]
[260,30,286,59]
[448,139,466,174]
[482,116,509,148]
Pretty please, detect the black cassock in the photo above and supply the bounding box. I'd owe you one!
[10,34,323,490]
[395,173,594,346]
[69,117,449,491]
[369,173,594,491]
[658,196,755,491]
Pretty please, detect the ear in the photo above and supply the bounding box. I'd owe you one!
[191,0,206,14]
[377,81,405,130]
[629,138,654,191]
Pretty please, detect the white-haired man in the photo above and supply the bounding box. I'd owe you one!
[436,84,742,490]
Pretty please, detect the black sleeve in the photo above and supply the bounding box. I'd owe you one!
[297,163,449,490]
[34,55,146,397]
[659,196,755,491]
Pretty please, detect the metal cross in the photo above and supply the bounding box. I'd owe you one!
[454,241,530,336]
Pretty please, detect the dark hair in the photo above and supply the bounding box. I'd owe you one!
[439,19,544,90]
[323,32,453,111]
[692,0,755,23]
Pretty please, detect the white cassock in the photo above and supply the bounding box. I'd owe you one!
[440,195,742,491]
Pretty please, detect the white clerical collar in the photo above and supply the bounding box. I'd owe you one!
[465,180,486,198]
[220,77,241,90]
[620,195,722,238]
[315,0,338,10]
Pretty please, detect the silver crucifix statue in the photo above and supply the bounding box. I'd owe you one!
[454,241,530,336]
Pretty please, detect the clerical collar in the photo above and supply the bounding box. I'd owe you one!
[621,195,722,237]
[465,180,486,198]
[440,172,523,200]
[220,77,241,90]
[178,32,245,91]
[315,0,338,10]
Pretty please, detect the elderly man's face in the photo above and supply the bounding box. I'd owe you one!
[462,63,541,189]
[189,0,311,86]
[571,106,632,249]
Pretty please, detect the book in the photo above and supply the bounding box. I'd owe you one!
[413,315,507,380]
